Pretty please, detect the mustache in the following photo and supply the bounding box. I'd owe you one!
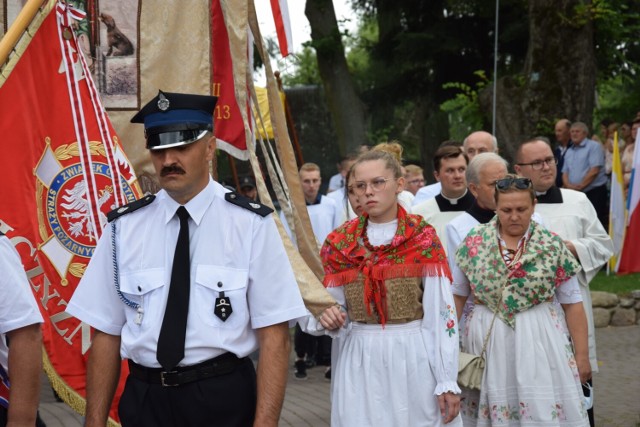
[160,165,185,177]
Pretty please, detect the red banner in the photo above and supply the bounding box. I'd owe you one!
[0,1,141,424]
[211,0,250,160]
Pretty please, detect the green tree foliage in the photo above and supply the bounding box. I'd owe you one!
[591,0,640,123]
[440,71,488,141]
[290,0,639,163]
[280,46,323,86]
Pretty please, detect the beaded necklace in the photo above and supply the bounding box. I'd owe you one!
[361,219,393,253]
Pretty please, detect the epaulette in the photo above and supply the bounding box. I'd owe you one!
[107,194,156,223]
[225,192,273,217]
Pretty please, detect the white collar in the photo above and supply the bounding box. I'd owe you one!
[161,178,216,226]
[440,188,468,205]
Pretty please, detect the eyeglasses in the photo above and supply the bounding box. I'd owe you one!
[516,157,557,170]
[353,178,392,195]
[495,177,532,191]
[407,178,425,185]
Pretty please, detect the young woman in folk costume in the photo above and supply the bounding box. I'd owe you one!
[317,142,462,426]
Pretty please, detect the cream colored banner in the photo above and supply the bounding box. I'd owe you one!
[111,0,212,174]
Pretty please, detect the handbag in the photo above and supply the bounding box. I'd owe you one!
[457,286,504,390]
[457,351,485,390]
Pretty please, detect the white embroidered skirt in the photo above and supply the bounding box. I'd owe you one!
[331,320,462,427]
[460,303,589,426]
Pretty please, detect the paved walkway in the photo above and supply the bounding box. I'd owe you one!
[38,325,640,426]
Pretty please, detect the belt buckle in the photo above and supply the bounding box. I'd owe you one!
[160,370,179,387]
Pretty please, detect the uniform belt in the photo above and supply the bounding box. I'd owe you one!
[128,353,245,387]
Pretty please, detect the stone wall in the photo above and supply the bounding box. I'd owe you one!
[591,290,640,327]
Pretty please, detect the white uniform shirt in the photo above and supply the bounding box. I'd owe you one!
[0,236,43,371]
[67,179,307,367]
[534,187,614,372]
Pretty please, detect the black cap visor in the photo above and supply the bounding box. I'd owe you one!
[147,129,210,150]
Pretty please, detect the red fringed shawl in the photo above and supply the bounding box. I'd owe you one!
[320,205,451,325]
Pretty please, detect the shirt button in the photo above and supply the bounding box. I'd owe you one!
[217,281,223,288]
[137,286,142,292]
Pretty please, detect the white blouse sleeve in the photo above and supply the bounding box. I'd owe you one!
[450,261,471,297]
[555,276,583,304]
[297,286,351,338]
[422,274,462,395]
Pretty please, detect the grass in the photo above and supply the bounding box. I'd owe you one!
[589,271,640,296]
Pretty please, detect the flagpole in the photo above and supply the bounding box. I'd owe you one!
[0,0,45,67]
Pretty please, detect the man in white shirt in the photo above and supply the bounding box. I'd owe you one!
[563,122,609,229]
[326,155,357,223]
[412,145,474,254]
[404,164,426,195]
[286,163,343,249]
[327,155,357,193]
[66,91,307,427]
[289,163,341,379]
[0,232,44,427]
[514,137,613,427]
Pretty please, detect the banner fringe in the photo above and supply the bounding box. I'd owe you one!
[43,345,121,426]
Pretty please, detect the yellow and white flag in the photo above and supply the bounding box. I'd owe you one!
[609,132,626,272]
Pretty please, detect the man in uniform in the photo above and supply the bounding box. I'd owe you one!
[515,138,613,427]
[67,91,307,427]
[412,145,474,254]
[0,231,44,426]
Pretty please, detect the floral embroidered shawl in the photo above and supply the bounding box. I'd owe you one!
[320,205,450,325]
[454,217,581,327]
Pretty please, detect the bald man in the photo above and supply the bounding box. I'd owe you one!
[463,131,498,160]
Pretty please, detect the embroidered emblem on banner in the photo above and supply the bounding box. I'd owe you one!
[34,138,138,284]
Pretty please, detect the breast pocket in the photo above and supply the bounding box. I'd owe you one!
[195,265,249,329]
[119,268,166,332]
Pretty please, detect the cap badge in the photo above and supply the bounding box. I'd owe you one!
[157,93,170,111]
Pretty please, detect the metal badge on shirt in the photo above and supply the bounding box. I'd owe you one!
[214,291,233,321]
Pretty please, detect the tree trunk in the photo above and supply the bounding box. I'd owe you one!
[305,0,368,154]
[480,0,596,162]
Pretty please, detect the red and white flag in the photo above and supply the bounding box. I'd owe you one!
[618,131,640,273]
[0,1,141,423]
[211,0,251,160]
[270,0,293,57]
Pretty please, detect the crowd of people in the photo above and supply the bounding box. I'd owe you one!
[1,90,627,427]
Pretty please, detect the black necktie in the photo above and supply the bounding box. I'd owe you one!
[157,206,191,370]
